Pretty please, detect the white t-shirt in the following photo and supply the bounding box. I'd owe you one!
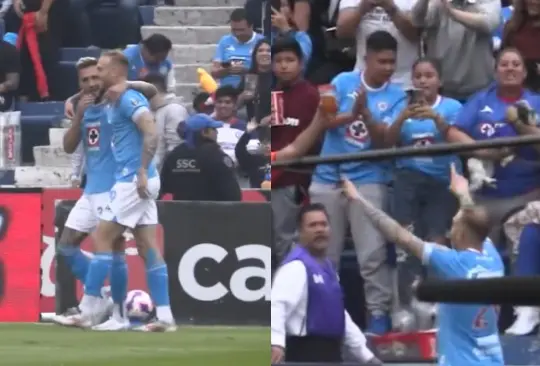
[339,0,419,89]
[217,126,260,163]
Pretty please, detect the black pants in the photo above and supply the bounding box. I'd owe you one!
[285,336,343,362]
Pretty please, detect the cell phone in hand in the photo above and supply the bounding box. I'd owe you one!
[406,88,423,105]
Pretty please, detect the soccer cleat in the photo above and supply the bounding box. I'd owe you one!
[132,320,177,333]
[92,316,130,331]
[52,307,81,326]
[505,306,540,335]
[63,297,114,329]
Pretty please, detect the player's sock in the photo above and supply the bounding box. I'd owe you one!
[111,254,128,311]
[57,245,90,282]
[84,252,113,299]
[515,223,540,275]
[145,248,174,323]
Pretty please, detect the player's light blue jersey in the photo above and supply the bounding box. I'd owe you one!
[396,96,463,182]
[81,103,116,194]
[313,70,406,184]
[214,32,264,87]
[423,240,505,366]
[106,89,158,182]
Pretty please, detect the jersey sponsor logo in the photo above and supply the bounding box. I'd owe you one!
[177,243,270,302]
[478,122,496,137]
[345,119,370,146]
[86,125,100,150]
[412,136,435,147]
[377,101,388,112]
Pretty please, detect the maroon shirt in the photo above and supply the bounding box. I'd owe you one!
[271,79,320,190]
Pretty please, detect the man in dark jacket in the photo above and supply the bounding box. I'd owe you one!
[160,114,242,202]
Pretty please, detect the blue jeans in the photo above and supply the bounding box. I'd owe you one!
[392,168,457,306]
[392,168,457,241]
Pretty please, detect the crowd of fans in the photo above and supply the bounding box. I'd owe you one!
[271,0,540,338]
[0,0,271,195]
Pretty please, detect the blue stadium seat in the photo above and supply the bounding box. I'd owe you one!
[18,102,64,117]
[139,6,155,26]
[61,48,101,62]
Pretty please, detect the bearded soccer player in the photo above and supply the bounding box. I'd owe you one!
[342,164,505,366]
[55,57,159,330]
[66,50,175,332]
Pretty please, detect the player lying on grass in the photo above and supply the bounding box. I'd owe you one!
[341,164,505,366]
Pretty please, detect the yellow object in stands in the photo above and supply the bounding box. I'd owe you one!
[198,68,218,93]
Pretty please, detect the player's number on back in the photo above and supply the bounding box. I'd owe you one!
[473,306,500,330]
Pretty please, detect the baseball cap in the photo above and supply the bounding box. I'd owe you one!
[185,114,223,132]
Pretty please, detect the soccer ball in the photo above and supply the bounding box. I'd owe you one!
[125,290,154,322]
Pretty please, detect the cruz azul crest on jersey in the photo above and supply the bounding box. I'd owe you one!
[86,121,101,151]
[345,117,370,147]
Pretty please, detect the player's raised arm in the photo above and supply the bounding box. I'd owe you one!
[341,178,426,259]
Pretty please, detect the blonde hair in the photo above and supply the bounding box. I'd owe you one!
[101,49,129,69]
[75,57,98,71]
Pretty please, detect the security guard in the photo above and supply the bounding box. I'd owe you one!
[159,113,242,201]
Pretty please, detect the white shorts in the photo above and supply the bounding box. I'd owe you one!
[101,176,160,229]
[65,192,110,233]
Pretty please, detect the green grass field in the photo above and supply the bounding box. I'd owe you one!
[0,324,268,365]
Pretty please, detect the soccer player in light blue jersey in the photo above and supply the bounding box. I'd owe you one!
[55,57,160,331]
[70,50,175,332]
[342,164,505,366]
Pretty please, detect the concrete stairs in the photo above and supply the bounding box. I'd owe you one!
[14,128,71,187]
[13,0,244,187]
[143,0,245,100]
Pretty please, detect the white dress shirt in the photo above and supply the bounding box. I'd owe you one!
[271,260,375,362]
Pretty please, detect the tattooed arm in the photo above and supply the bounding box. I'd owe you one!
[343,183,426,259]
[133,110,158,170]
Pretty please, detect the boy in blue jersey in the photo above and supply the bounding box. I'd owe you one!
[309,30,406,334]
[123,34,175,92]
[342,164,505,366]
[211,8,264,87]
[69,50,175,332]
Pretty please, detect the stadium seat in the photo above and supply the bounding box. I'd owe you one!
[18,101,64,116]
[17,102,65,163]
[60,48,101,62]
[139,6,156,25]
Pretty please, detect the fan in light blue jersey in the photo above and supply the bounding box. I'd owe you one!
[340,164,504,366]
[310,30,405,335]
[313,70,405,185]
[390,58,462,248]
[213,8,264,87]
[124,34,173,86]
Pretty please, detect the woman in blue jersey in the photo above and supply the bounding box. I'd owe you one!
[387,58,462,246]
[446,47,540,244]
